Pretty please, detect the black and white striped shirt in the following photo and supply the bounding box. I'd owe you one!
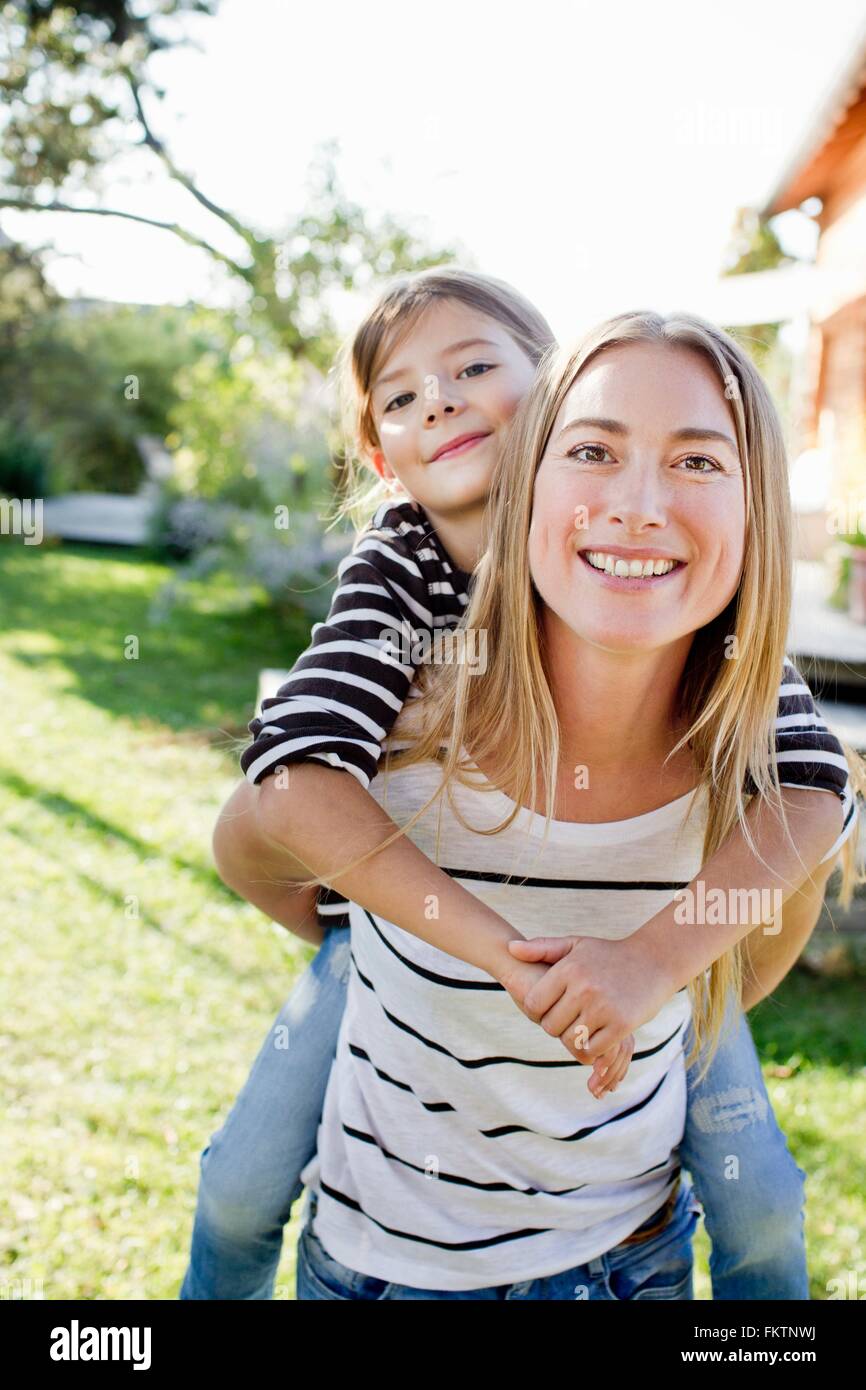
[240,501,857,929]
[298,758,703,1289]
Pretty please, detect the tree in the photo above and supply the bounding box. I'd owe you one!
[0,0,457,370]
[719,205,796,392]
[722,206,792,278]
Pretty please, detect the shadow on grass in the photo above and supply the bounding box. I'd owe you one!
[0,767,232,899]
[4,820,294,988]
[0,541,320,732]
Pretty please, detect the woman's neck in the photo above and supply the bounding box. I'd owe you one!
[471,610,699,822]
[542,608,695,776]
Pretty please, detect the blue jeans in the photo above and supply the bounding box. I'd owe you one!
[296,1181,701,1299]
[179,926,808,1300]
[179,926,352,1300]
[679,999,809,1300]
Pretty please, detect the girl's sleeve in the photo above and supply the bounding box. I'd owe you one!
[743,658,860,867]
[239,520,437,792]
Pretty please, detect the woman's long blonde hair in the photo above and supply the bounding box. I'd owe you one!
[299,310,866,1079]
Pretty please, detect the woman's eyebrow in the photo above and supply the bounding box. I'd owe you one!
[373,338,501,392]
[557,416,627,438]
[669,426,738,450]
[557,417,737,450]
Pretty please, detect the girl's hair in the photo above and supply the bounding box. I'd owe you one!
[296,309,866,1082]
[328,265,557,531]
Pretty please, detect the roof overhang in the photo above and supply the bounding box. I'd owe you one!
[765,29,866,216]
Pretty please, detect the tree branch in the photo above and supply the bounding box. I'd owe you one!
[128,74,255,249]
[0,195,252,280]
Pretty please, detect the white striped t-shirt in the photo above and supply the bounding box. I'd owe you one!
[299,757,713,1292]
[240,501,857,936]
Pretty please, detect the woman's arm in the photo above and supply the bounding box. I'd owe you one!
[213,779,325,946]
[739,849,837,1010]
[632,786,846,991]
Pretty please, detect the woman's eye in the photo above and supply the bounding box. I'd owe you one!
[384,391,415,413]
[567,443,614,464]
[458,362,495,379]
[679,454,719,473]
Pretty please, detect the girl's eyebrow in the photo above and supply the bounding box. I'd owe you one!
[373,338,501,392]
[557,416,737,451]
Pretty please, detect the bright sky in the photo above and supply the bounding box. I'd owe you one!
[5,0,866,340]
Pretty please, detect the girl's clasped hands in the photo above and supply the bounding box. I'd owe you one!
[500,932,676,1101]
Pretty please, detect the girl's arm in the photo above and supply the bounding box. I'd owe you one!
[632,655,856,997]
[509,785,854,1053]
[254,763,529,981]
[232,501,534,984]
[631,785,847,990]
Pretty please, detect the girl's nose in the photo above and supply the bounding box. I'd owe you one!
[426,402,456,423]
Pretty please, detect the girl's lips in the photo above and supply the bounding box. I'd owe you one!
[431,432,491,462]
[577,550,687,591]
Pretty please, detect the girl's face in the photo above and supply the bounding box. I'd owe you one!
[528,340,746,654]
[368,298,539,518]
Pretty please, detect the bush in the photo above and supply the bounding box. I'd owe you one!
[0,422,52,499]
[146,492,353,626]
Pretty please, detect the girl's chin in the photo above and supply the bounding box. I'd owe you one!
[423,482,492,512]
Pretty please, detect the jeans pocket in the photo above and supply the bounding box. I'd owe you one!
[297,1225,353,1301]
[297,1222,389,1302]
[609,1190,700,1301]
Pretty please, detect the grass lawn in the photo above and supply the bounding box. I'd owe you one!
[1,539,863,1301]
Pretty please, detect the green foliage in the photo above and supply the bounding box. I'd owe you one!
[162,309,336,512]
[11,301,208,493]
[146,501,351,628]
[0,418,51,497]
[721,209,796,427]
[722,206,792,277]
[0,4,459,366]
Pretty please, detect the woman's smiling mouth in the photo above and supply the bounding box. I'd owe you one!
[578,549,687,590]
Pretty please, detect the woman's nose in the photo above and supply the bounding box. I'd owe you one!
[607,463,668,529]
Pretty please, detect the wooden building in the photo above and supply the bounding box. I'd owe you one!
[766,36,866,533]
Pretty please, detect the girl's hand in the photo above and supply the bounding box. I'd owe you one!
[499,958,605,1065]
[586,1033,635,1100]
[506,933,675,1060]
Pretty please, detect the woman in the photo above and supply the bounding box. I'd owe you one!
[290,308,850,1300]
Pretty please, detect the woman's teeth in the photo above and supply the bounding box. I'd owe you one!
[584,551,678,578]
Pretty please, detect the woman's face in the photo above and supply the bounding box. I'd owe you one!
[368,298,539,518]
[528,340,746,654]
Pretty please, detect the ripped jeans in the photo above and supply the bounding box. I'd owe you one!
[179,925,808,1300]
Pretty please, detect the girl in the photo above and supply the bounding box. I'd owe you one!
[180,272,862,1300]
[292,312,863,1298]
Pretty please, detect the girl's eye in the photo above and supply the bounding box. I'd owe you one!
[567,443,614,463]
[458,362,495,379]
[384,391,415,413]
